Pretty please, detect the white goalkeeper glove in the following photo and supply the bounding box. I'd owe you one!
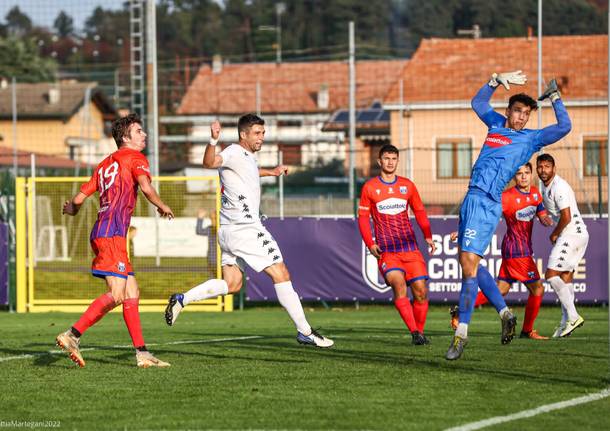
[488,70,527,90]
[538,79,561,102]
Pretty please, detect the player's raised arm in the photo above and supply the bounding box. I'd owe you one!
[472,71,526,128]
[203,120,224,169]
[536,79,572,147]
[408,183,436,254]
[137,175,174,219]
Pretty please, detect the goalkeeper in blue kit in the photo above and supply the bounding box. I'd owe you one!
[446,71,572,360]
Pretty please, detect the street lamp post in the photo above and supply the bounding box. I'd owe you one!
[259,3,286,63]
[275,2,285,63]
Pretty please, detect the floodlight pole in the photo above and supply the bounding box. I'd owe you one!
[348,21,356,201]
[145,0,159,178]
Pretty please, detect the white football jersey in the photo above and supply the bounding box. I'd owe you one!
[218,144,261,225]
[541,174,587,236]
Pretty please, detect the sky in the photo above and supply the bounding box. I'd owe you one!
[0,0,127,33]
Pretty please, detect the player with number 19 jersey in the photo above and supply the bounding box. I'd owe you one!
[80,147,151,279]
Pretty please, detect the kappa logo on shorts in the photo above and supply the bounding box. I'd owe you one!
[257,232,265,238]
[238,195,246,201]
[118,262,126,272]
[267,247,276,254]
[273,255,280,261]
[528,271,536,278]
[262,240,270,245]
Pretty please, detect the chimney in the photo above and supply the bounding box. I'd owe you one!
[317,84,329,110]
[47,87,60,104]
[212,54,222,74]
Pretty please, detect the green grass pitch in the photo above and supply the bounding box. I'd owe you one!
[1,306,609,430]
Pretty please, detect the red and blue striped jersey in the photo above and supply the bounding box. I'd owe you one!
[358,176,431,253]
[501,186,546,258]
[80,148,151,240]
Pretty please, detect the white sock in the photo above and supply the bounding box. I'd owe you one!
[274,281,312,335]
[456,323,468,339]
[566,282,576,303]
[183,279,228,306]
[548,276,579,321]
[499,307,510,318]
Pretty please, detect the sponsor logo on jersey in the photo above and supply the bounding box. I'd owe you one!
[484,133,512,148]
[388,187,394,194]
[516,205,537,221]
[136,165,150,172]
[376,189,381,195]
[399,186,407,194]
[516,198,521,204]
[376,198,407,215]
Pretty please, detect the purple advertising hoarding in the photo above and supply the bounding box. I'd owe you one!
[245,217,608,305]
[0,223,8,305]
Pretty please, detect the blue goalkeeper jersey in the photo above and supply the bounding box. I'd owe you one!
[468,84,571,202]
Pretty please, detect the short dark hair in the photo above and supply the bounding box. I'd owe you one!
[536,153,555,166]
[508,93,538,111]
[238,113,265,137]
[112,113,142,148]
[523,162,532,171]
[379,144,399,158]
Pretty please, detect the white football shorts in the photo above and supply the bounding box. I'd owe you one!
[218,223,284,272]
[547,232,589,272]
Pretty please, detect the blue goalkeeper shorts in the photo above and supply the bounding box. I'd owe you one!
[457,190,502,257]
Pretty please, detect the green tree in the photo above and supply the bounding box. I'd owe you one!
[54,11,74,38]
[0,36,57,82]
[5,6,32,37]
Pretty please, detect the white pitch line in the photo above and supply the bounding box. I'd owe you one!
[0,335,263,364]
[445,387,610,431]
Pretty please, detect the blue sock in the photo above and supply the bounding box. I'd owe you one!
[476,265,507,313]
[458,277,479,324]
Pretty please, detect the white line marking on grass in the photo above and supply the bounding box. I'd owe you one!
[0,335,263,364]
[445,387,610,431]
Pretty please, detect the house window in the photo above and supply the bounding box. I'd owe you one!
[583,137,607,176]
[436,139,472,178]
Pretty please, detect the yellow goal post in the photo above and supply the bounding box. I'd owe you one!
[15,176,231,313]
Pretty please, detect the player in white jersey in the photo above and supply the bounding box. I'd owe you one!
[164,114,333,348]
[536,153,586,337]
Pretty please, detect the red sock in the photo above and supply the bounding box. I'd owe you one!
[474,291,488,307]
[73,292,116,335]
[394,297,418,333]
[522,294,543,333]
[122,298,145,348]
[412,299,429,333]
